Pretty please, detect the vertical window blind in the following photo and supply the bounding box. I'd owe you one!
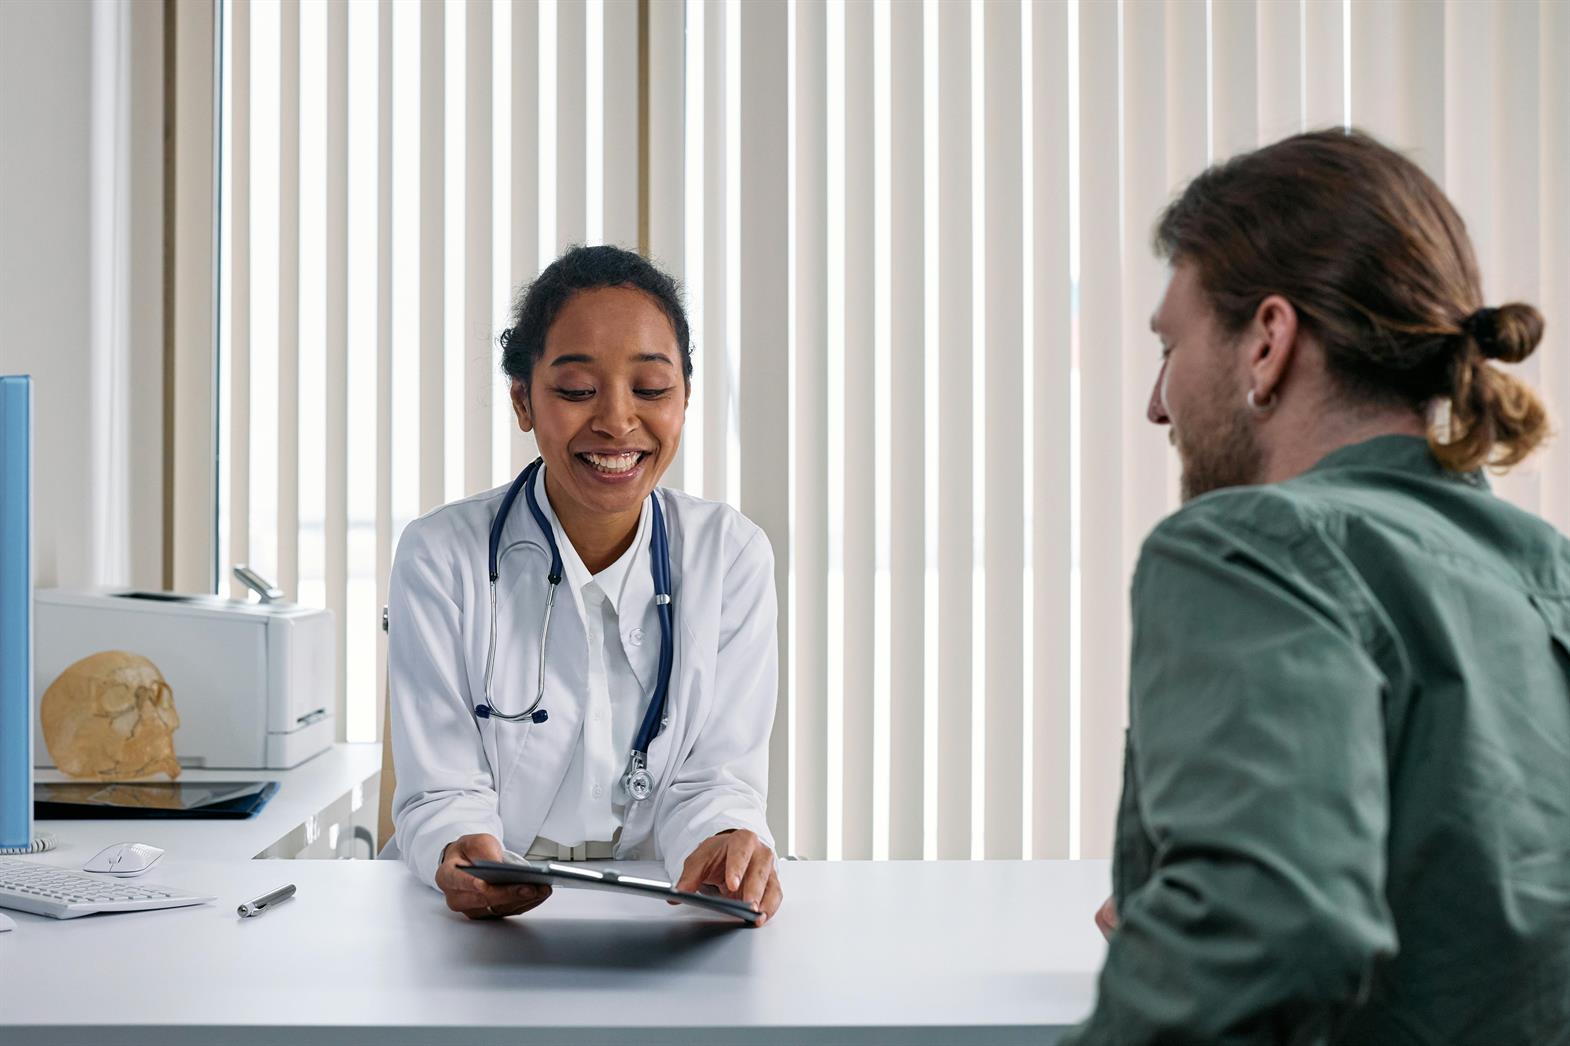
[210,0,1570,861]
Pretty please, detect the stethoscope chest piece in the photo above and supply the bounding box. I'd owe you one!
[622,749,656,803]
[626,767,654,803]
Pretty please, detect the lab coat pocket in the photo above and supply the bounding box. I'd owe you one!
[642,687,685,807]
[494,718,537,799]
[476,716,501,786]
[646,617,704,796]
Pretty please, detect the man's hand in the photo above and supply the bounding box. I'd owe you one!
[673,829,783,927]
[434,833,552,920]
[1094,895,1118,941]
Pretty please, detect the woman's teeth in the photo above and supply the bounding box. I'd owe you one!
[581,451,645,474]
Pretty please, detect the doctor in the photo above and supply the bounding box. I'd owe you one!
[387,245,782,925]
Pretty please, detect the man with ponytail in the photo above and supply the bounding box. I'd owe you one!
[1066,130,1570,1044]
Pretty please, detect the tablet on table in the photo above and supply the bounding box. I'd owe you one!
[459,857,762,925]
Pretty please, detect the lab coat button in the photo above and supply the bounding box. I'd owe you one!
[592,785,604,799]
[628,627,644,645]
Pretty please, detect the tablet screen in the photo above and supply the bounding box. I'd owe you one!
[461,858,762,924]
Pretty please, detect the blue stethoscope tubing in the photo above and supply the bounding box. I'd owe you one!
[475,457,674,803]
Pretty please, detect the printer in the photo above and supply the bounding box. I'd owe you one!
[32,588,335,770]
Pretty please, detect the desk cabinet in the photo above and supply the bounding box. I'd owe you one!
[256,769,378,859]
[33,743,384,864]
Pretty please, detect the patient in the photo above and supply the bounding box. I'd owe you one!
[1065,129,1570,1044]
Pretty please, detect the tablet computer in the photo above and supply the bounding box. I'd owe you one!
[459,858,762,925]
[33,780,280,819]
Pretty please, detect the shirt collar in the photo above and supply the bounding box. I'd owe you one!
[534,463,652,614]
[1305,434,1489,489]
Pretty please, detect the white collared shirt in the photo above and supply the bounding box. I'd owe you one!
[534,488,654,847]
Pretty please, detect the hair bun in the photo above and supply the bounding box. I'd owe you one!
[1467,302,1543,364]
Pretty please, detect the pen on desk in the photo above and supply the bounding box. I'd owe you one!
[238,884,297,918]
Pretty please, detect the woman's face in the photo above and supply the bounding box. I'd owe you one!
[511,285,688,522]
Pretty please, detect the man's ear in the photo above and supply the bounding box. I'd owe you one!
[510,379,534,434]
[1247,294,1299,404]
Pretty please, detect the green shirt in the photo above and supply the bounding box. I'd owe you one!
[1064,435,1570,1045]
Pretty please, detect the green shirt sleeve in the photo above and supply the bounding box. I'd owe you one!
[1066,496,1400,1044]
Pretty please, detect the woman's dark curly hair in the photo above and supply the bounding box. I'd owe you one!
[499,244,693,390]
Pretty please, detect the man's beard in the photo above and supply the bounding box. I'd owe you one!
[1175,391,1264,502]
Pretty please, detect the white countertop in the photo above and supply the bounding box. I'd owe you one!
[32,743,382,862]
[0,856,1110,1045]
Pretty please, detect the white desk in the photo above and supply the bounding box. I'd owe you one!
[0,857,1109,1044]
[32,743,383,862]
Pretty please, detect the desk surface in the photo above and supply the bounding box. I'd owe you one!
[33,742,382,861]
[0,856,1109,1045]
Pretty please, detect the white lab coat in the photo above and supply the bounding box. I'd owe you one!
[385,480,778,889]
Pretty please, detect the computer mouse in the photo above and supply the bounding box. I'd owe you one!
[0,911,15,932]
[84,842,165,876]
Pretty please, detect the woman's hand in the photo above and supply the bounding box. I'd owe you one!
[673,829,783,926]
[1094,895,1118,941]
[434,833,552,920]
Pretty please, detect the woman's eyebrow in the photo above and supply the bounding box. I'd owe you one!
[548,351,673,367]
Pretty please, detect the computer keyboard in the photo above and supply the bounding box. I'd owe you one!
[0,856,213,919]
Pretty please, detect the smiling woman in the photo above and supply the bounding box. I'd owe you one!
[385,244,784,928]
[499,247,693,573]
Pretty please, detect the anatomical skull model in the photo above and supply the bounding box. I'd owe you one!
[40,651,182,780]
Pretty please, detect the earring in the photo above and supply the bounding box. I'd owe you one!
[1247,388,1277,413]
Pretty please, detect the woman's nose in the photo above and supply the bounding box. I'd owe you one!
[1147,359,1171,425]
[591,388,639,436]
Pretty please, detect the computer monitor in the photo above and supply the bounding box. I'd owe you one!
[0,376,32,849]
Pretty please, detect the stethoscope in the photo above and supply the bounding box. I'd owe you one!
[476,457,675,804]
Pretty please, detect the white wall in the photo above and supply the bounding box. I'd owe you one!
[0,0,164,591]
